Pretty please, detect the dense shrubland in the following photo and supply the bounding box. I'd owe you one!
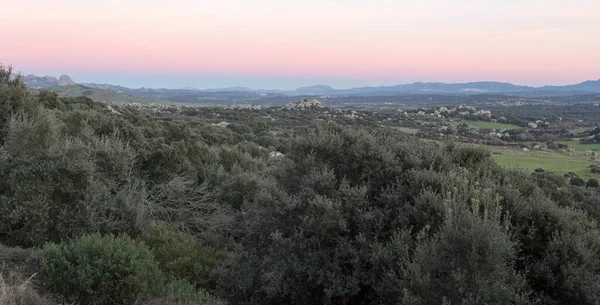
[1,65,600,304]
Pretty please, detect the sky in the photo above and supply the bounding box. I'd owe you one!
[1,0,600,89]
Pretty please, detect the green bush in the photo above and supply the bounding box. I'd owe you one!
[0,109,151,247]
[38,90,61,109]
[399,202,528,304]
[40,234,163,305]
[141,223,225,289]
[570,177,586,187]
[217,123,600,304]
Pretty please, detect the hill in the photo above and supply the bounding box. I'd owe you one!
[58,75,75,86]
[293,85,337,95]
[23,74,76,88]
[48,85,159,104]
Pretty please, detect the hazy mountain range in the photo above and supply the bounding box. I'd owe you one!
[23,74,600,97]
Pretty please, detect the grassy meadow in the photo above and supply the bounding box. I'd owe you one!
[451,119,521,130]
[491,145,600,180]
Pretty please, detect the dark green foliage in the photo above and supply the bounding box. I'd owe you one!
[217,123,600,305]
[0,109,150,247]
[198,124,235,145]
[38,90,61,109]
[587,178,599,188]
[531,171,575,207]
[141,223,226,289]
[255,134,279,148]
[571,177,586,186]
[40,234,163,305]
[216,124,521,304]
[137,137,192,183]
[399,203,528,304]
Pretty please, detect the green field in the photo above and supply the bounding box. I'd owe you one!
[491,146,600,180]
[558,138,600,151]
[394,127,420,134]
[451,119,521,130]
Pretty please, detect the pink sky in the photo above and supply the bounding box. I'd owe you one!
[1,0,599,89]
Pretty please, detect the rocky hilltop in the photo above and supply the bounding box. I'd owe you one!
[58,75,75,86]
[24,74,76,88]
[285,98,324,110]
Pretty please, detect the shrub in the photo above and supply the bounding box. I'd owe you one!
[141,223,226,289]
[217,123,600,304]
[399,202,528,304]
[587,178,599,188]
[570,177,586,187]
[40,234,163,305]
[38,90,60,109]
[0,110,150,247]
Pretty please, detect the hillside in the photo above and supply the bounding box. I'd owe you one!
[48,85,160,104]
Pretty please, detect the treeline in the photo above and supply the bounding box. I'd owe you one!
[2,65,600,305]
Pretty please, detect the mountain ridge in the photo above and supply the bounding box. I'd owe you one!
[22,74,600,97]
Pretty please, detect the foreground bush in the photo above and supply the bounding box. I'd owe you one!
[217,123,600,304]
[0,109,150,247]
[141,223,226,289]
[40,234,162,305]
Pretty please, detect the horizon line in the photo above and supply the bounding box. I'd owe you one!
[20,71,600,91]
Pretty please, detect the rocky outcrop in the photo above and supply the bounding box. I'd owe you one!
[285,98,324,110]
[23,74,76,88]
[58,75,75,86]
[23,75,59,89]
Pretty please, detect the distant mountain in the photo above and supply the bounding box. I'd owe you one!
[23,74,76,89]
[330,82,530,96]
[288,80,600,96]
[23,73,600,97]
[58,75,75,86]
[23,75,58,89]
[280,80,600,96]
[78,83,133,93]
[203,86,254,92]
[539,80,600,93]
[181,86,200,91]
[293,85,337,95]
